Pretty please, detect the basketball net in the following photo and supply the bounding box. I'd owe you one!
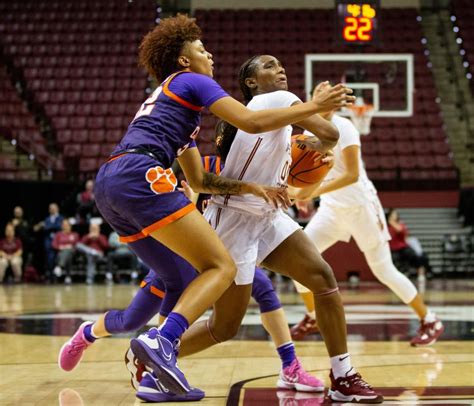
[347,98,374,136]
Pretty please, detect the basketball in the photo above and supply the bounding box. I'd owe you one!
[288,135,331,187]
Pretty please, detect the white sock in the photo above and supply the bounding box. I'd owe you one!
[330,353,355,378]
[307,310,316,319]
[423,310,436,323]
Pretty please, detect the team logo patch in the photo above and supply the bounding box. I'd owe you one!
[145,166,178,194]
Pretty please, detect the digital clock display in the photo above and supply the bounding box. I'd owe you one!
[337,1,379,44]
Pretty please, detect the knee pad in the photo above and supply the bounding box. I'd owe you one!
[252,268,281,313]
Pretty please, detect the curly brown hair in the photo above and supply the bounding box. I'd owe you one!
[138,14,202,82]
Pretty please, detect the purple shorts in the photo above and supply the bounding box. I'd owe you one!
[94,153,194,243]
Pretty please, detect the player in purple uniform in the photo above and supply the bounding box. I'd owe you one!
[58,14,353,396]
[58,155,323,403]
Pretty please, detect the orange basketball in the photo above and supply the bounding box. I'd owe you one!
[288,135,330,187]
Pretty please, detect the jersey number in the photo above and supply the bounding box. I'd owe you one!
[133,86,162,121]
[280,160,290,182]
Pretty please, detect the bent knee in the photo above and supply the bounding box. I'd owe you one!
[297,261,337,293]
[209,320,240,342]
[201,254,237,283]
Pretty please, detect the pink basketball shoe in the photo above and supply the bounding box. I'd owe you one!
[277,358,325,392]
[58,321,94,371]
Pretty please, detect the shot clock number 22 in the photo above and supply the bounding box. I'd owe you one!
[337,1,379,45]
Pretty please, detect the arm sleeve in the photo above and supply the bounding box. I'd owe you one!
[182,73,229,108]
[263,90,301,110]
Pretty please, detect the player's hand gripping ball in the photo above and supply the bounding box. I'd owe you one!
[288,135,331,187]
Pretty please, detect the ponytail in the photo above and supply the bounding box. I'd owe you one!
[215,120,238,162]
[214,56,261,161]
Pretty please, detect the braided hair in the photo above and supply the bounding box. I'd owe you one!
[215,56,261,161]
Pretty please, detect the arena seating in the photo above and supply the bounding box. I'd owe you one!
[452,0,474,83]
[0,0,154,176]
[0,4,459,189]
[0,64,54,179]
[195,8,458,190]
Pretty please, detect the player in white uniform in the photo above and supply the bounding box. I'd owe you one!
[291,107,444,347]
[174,55,383,404]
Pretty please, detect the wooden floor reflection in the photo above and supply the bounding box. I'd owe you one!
[0,281,473,405]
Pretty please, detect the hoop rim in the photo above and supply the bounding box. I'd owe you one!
[348,104,375,116]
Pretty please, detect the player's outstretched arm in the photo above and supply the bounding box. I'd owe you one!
[208,84,354,134]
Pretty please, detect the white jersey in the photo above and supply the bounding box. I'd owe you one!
[312,114,378,208]
[212,90,301,215]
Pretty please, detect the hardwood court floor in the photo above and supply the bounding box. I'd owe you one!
[0,280,473,405]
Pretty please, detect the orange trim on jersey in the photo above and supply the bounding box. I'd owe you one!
[107,153,127,163]
[150,285,165,299]
[118,203,196,243]
[162,72,204,112]
[215,156,221,175]
[204,156,210,173]
[140,281,147,288]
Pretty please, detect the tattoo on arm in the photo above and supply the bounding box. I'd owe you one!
[202,172,244,195]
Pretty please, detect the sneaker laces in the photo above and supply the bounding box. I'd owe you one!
[416,320,431,336]
[347,372,373,390]
[67,339,88,355]
[284,358,301,377]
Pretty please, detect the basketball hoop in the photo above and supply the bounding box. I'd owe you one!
[347,103,374,136]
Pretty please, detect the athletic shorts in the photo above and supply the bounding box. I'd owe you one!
[305,197,390,253]
[204,204,301,285]
[94,153,194,243]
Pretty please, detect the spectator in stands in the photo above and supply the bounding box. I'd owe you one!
[52,219,79,284]
[9,206,31,264]
[387,208,432,278]
[33,203,64,280]
[77,179,97,223]
[106,231,138,283]
[0,223,23,283]
[76,223,108,284]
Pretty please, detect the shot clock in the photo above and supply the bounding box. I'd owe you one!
[336,0,379,45]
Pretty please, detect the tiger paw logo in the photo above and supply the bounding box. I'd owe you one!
[145,166,177,194]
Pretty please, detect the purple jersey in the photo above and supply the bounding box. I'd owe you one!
[114,71,228,168]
